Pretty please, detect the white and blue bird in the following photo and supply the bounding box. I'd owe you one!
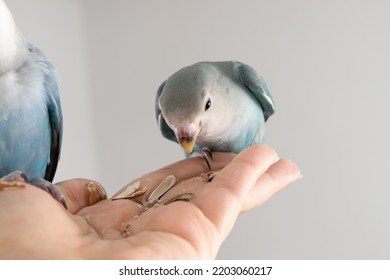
[156,61,275,168]
[0,1,65,207]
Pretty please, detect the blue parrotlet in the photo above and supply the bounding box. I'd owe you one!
[0,1,65,207]
[155,61,275,168]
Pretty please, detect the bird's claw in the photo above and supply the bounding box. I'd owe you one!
[207,171,219,182]
[0,170,29,183]
[30,178,67,209]
[192,147,213,170]
[0,171,67,208]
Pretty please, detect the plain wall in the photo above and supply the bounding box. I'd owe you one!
[6,0,390,259]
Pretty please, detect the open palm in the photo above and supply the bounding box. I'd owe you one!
[0,145,300,259]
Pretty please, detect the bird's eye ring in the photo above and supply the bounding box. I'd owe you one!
[205,98,212,111]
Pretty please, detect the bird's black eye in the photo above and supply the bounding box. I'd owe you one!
[205,98,212,111]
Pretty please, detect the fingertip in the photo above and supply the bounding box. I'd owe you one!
[56,179,108,213]
[240,158,301,212]
[268,158,302,184]
[248,144,278,161]
[207,145,280,205]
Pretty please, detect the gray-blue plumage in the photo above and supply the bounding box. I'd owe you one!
[0,44,62,181]
[0,0,63,205]
[155,61,275,157]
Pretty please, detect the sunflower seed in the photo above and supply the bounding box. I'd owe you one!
[162,193,194,205]
[144,175,176,207]
[112,181,147,200]
[0,181,27,190]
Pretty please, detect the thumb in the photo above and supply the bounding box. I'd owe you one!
[55,179,107,213]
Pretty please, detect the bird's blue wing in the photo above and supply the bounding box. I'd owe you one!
[44,62,62,182]
[234,62,275,121]
[155,80,178,143]
[29,45,63,182]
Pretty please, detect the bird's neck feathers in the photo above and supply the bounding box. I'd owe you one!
[0,1,27,74]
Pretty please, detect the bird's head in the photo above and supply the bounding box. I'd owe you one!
[160,91,214,154]
[158,63,219,153]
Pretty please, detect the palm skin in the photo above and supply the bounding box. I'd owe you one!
[0,145,300,259]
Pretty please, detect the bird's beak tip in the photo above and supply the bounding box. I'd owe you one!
[181,138,196,153]
[175,123,199,153]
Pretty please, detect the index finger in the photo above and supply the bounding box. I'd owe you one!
[193,145,279,238]
[112,152,235,200]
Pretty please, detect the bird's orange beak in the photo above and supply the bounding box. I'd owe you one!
[176,123,198,153]
[180,137,197,153]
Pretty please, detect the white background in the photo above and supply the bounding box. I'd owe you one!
[6,0,390,259]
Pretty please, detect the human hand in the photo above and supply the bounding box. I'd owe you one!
[0,145,301,259]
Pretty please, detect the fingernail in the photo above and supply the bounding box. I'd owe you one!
[86,181,107,205]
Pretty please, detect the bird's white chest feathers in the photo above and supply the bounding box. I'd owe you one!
[0,1,28,74]
[0,63,47,120]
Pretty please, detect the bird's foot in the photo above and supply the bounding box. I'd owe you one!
[0,171,29,190]
[206,171,220,182]
[191,147,213,170]
[30,178,67,209]
[0,172,67,208]
[0,170,29,182]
